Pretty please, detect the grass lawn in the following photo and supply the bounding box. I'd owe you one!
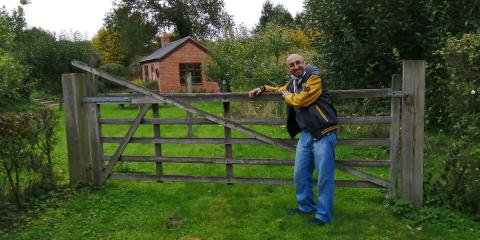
[4,103,479,239]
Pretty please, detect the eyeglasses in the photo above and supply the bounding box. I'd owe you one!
[289,60,304,68]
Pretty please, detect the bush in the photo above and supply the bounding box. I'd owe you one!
[386,199,480,235]
[205,23,317,91]
[143,80,159,91]
[0,49,30,112]
[0,107,58,213]
[424,34,480,214]
[98,63,130,92]
[131,78,144,85]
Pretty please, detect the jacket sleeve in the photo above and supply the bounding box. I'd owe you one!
[262,84,288,92]
[283,75,323,107]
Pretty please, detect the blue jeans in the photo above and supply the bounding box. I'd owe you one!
[294,131,337,222]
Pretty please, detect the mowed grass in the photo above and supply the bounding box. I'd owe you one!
[6,103,478,239]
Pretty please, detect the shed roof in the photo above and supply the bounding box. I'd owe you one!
[139,36,208,64]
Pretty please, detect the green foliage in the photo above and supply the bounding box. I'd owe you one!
[0,108,58,215]
[303,0,480,90]
[435,34,480,133]
[107,0,232,40]
[1,5,93,99]
[386,199,480,235]
[143,80,159,91]
[0,9,16,50]
[0,49,29,111]
[100,63,130,79]
[97,63,131,92]
[13,27,93,96]
[304,0,403,89]
[256,0,294,31]
[16,27,57,86]
[92,28,127,65]
[104,5,157,64]
[423,34,480,214]
[204,37,243,85]
[0,7,30,111]
[128,62,142,79]
[205,23,317,91]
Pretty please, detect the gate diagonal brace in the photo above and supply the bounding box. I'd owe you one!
[72,59,295,151]
[72,59,387,187]
[103,104,149,182]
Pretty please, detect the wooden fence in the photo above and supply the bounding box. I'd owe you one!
[62,59,425,207]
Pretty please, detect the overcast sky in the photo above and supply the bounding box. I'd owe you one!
[1,0,304,39]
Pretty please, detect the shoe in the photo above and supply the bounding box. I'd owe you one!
[287,208,313,216]
[307,218,326,226]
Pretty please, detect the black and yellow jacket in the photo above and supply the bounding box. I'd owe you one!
[260,64,337,140]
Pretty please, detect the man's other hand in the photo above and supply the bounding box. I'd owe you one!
[248,87,262,99]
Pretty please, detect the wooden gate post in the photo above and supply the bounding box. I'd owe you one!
[389,74,401,199]
[221,80,233,184]
[62,73,93,186]
[401,60,425,207]
[223,99,233,184]
[86,54,104,187]
[185,72,193,137]
[152,103,163,182]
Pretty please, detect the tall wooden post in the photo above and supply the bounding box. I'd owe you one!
[152,104,163,182]
[186,72,193,93]
[185,72,193,137]
[223,99,233,184]
[221,80,233,183]
[62,73,93,185]
[401,60,425,207]
[86,54,104,187]
[389,74,401,199]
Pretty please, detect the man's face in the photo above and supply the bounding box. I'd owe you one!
[287,55,306,77]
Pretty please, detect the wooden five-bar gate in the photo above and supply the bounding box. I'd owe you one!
[62,58,425,206]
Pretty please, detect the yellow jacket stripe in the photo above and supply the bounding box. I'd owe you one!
[321,125,337,135]
[264,85,288,92]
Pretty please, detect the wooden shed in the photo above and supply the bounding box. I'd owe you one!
[139,34,219,93]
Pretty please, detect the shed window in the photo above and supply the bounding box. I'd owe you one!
[179,63,202,85]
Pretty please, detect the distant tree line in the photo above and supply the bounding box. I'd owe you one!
[0,6,93,110]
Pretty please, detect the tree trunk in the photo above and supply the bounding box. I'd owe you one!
[3,162,21,209]
[14,163,22,209]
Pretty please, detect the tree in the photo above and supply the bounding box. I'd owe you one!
[92,28,127,64]
[107,0,232,40]
[205,23,317,91]
[18,28,57,84]
[15,28,93,95]
[0,7,29,111]
[304,0,480,90]
[204,38,242,86]
[256,0,294,31]
[104,4,157,64]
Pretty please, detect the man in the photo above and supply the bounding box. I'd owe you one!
[248,54,337,225]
